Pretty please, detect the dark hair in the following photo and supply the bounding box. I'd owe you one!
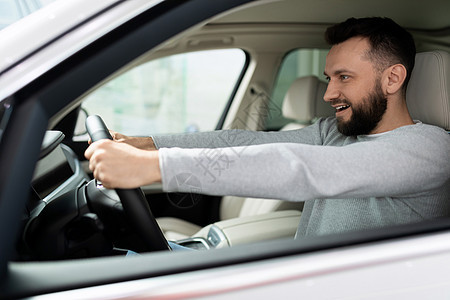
[325,17,416,95]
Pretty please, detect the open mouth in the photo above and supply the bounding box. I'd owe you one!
[335,105,350,113]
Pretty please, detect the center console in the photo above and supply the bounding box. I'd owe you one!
[176,210,301,250]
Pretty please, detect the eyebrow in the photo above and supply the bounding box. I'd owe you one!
[323,69,356,77]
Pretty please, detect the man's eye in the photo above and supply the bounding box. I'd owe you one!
[340,75,349,80]
[325,76,331,82]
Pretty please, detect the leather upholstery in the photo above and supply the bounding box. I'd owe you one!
[406,51,450,130]
[282,75,333,126]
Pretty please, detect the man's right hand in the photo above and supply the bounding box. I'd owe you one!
[84,139,161,189]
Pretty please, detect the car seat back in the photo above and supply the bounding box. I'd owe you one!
[281,75,334,130]
[406,51,450,130]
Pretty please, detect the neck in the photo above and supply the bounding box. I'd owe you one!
[370,98,414,134]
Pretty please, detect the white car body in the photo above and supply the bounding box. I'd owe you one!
[31,233,450,299]
[0,0,163,100]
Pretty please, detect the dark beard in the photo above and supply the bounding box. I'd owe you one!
[337,81,387,136]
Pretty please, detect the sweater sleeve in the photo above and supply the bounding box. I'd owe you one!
[151,118,329,149]
[159,123,450,201]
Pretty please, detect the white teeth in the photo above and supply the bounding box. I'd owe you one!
[336,105,350,111]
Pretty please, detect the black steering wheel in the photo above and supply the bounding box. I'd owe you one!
[85,115,170,252]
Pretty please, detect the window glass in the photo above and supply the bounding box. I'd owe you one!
[0,1,20,27]
[81,49,246,136]
[0,0,59,30]
[265,48,329,130]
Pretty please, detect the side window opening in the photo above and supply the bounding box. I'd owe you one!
[79,49,246,136]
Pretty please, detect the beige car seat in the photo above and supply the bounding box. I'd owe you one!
[281,75,334,130]
[406,51,449,131]
[157,75,333,240]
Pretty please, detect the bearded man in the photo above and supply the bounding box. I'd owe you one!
[85,17,450,237]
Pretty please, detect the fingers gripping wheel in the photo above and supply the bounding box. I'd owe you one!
[85,115,171,251]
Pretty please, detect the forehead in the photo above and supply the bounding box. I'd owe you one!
[325,37,375,75]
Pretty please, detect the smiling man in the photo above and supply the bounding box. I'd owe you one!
[324,18,415,136]
[85,17,450,237]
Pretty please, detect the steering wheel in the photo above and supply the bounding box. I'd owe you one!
[85,115,171,252]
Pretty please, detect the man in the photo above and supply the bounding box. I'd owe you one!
[85,17,450,237]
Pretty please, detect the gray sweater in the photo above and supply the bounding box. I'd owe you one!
[154,118,450,236]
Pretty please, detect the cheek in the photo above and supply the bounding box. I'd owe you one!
[342,82,372,104]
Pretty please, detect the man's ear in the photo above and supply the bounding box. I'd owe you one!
[383,64,407,95]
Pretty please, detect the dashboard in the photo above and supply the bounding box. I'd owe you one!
[26,131,89,224]
[16,131,93,260]
[32,144,76,199]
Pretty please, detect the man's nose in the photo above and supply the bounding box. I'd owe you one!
[323,81,339,102]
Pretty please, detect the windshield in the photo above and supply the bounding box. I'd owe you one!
[0,0,58,31]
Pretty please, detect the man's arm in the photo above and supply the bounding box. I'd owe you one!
[84,119,328,189]
[151,119,325,149]
[85,121,449,199]
[159,124,450,201]
[110,117,331,150]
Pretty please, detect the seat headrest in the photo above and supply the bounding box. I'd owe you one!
[282,75,334,123]
[406,51,450,130]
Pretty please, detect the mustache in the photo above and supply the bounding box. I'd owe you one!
[329,99,351,106]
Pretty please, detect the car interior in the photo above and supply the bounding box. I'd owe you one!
[157,74,333,242]
[68,0,450,250]
[9,0,449,258]
[0,0,449,298]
